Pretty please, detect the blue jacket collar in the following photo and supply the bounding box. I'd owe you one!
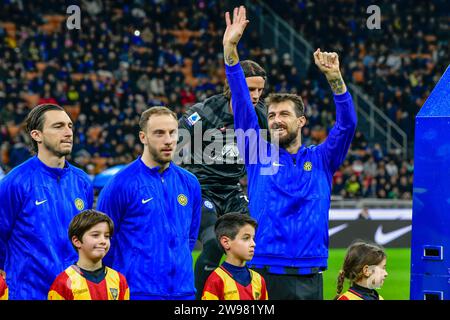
[138,156,173,175]
[277,144,307,158]
[32,155,70,179]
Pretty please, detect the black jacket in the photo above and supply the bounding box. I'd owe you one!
[178,94,268,190]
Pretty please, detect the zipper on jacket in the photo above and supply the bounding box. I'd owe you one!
[159,172,175,290]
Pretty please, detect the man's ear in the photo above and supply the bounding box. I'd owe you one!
[298,116,307,129]
[220,236,231,252]
[139,131,147,145]
[30,129,43,144]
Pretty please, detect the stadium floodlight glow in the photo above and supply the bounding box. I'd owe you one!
[134,30,140,36]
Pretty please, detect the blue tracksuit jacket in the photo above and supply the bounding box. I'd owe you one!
[0,156,93,299]
[226,63,357,271]
[97,158,202,299]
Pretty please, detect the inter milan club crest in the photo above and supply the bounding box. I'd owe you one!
[109,288,118,300]
[178,194,188,206]
[74,198,85,211]
[303,161,313,171]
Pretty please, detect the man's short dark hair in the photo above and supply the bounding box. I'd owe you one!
[214,212,258,253]
[223,60,266,100]
[68,209,114,252]
[25,103,68,152]
[139,106,178,132]
[266,93,306,117]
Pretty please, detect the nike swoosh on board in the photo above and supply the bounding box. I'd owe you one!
[374,225,412,245]
[328,223,348,236]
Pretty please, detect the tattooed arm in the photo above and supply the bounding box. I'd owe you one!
[222,6,267,168]
[313,48,347,94]
[224,44,239,67]
[223,6,249,66]
[327,75,347,95]
[314,49,356,173]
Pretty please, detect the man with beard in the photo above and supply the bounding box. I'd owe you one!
[223,6,357,299]
[97,106,202,300]
[0,104,94,300]
[178,60,268,299]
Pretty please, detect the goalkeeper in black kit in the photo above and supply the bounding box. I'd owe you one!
[178,60,268,299]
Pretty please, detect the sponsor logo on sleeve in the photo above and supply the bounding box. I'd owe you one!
[186,112,201,126]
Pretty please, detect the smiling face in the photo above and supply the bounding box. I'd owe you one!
[73,222,111,265]
[267,100,306,149]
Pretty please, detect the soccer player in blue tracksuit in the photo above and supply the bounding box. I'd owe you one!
[223,7,357,299]
[97,106,202,300]
[0,104,93,300]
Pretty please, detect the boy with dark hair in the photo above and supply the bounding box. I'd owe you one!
[202,212,268,300]
[48,209,129,300]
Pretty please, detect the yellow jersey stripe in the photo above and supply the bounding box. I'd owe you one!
[0,288,8,300]
[48,290,65,300]
[249,269,262,300]
[215,267,240,300]
[105,267,120,300]
[66,266,92,300]
[202,291,219,300]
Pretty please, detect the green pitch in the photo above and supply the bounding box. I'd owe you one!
[192,248,411,300]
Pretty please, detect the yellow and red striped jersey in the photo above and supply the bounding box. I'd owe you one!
[0,276,8,300]
[202,266,268,300]
[48,265,129,300]
[338,288,384,300]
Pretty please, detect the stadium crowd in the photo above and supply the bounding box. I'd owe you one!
[0,0,438,200]
[268,0,449,140]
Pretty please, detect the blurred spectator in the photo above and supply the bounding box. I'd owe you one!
[268,0,449,141]
[386,160,399,177]
[358,207,371,220]
[345,175,362,198]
